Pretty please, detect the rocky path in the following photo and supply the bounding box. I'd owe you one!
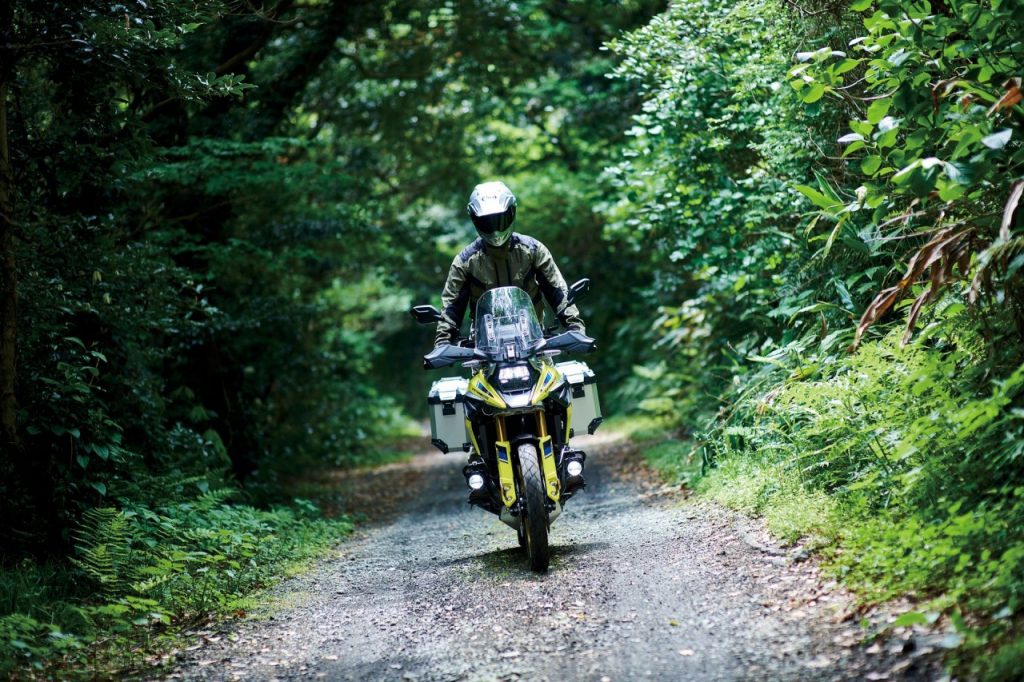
[167,432,941,681]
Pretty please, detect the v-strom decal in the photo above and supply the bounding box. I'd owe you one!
[530,363,563,405]
[468,371,506,409]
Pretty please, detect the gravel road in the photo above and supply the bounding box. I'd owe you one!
[168,432,942,682]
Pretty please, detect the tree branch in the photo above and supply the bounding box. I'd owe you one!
[214,0,296,76]
[246,0,383,140]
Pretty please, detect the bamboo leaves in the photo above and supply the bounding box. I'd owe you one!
[1001,181,1024,242]
[852,227,974,348]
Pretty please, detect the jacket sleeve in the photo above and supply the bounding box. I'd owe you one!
[534,242,586,333]
[435,254,471,347]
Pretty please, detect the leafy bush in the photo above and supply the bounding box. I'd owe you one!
[695,309,1024,667]
[791,0,1024,344]
[608,0,1024,675]
[0,494,349,676]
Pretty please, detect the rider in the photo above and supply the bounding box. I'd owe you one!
[436,181,587,502]
[434,181,586,348]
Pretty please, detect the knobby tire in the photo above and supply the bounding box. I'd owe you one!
[519,449,550,572]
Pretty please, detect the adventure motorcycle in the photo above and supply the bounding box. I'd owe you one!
[410,281,601,572]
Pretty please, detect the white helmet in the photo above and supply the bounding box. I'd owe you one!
[467,181,516,247]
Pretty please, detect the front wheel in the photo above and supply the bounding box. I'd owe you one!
[518,445,550,572]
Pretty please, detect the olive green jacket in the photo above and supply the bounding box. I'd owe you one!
[435,234,585,347]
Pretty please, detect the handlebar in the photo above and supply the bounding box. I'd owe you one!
[423,330,596,370]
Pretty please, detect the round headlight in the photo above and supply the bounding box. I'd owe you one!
[566,460,583,477]
[468,474,485,490]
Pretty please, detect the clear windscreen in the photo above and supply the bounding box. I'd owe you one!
[474,287,544,356]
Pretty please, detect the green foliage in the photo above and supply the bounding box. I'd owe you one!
[607,0,1024,675]
[602,0,840,423]
[688,307,1024,671]
[642,440,703,487]
[0,615,85,678]
[71,508,135,602]
[791,0,1024,344]
[1,492,349,676]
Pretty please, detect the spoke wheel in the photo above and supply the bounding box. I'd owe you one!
[518,444,550,572]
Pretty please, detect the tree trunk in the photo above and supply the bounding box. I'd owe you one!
[0,78,18,455]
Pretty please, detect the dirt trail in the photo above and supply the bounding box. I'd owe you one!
[168,432,940,681]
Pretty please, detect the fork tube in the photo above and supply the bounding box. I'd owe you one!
[495,415,516,507]
[536,409,560,501]
[535,410,548,438]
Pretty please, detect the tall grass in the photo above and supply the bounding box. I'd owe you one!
[695,309,1024,677]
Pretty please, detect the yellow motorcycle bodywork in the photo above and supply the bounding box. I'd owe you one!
[481,361,564,510]
[468,371,506,409]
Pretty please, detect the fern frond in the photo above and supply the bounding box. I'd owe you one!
[132,572,175,594]
[193,487,236,511]
[72,507,136,600]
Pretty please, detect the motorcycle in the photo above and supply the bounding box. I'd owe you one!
[410,281,601,572]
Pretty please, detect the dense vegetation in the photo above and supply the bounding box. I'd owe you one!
[608,0,1024,677]
[1,0,1022,677]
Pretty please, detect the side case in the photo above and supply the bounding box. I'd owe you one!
[428,376,470,453]
[555,361,603,436]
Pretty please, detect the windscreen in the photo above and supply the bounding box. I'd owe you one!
[474,287,544,357]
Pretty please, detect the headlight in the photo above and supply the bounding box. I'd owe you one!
[566,460,583,477]
[498,365,531,383]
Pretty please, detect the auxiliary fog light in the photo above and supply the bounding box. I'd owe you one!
[468,474,486,490]
[566,460,584,477]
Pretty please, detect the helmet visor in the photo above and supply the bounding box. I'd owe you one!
[471,208,515,235]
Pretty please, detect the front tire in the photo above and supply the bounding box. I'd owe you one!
[518,446,550,572]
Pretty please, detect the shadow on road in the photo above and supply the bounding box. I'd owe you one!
[441,539,613,576]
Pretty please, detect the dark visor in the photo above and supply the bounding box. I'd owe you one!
[472,208,513,234]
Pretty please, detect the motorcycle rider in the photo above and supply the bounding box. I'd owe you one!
[435,181,585,347]
[436,181,587,500]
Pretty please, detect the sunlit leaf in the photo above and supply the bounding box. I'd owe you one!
[802,83,826,103]
[981,129,1012,150]
[867,98,891,124]
[861,156,882,175]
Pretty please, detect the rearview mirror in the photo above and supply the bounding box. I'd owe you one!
[410,304,443,324]
[566,278,591,305]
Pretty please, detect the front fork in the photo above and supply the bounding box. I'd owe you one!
[494,412,562,509]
